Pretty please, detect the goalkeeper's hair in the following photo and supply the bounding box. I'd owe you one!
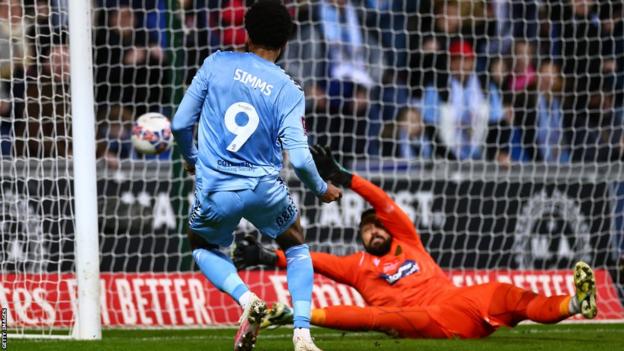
[245,0,294,50]
[359,209,382,233]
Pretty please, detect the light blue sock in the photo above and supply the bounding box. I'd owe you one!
[193,248,249,303]
[285,244,313,329]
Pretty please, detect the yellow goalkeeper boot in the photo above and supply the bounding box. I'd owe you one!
[573,261,598,319]
[234,293,267,351]
[261,302,294,329]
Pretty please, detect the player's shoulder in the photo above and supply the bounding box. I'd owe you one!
[277,65,303,94]
[198,51,249,79]
[273,66,304,105]
[201,50,233,65]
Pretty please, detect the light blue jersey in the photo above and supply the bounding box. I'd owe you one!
[174,51,319,332]
[172,51,326,195]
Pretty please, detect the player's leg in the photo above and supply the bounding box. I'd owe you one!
[262,303,449,338]
[275,219,315,331]
[488,261,597,325]
[188,190,252,305]
[244,178,318,350]
[487,283,571,325]
[187,190,266,351]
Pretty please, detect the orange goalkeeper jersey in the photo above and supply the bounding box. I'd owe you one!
[276,174,457,307]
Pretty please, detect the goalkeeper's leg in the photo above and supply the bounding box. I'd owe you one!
[264,303,496,339]
[311,305,449,338]
[486,262,598,327]
[487,282,573,326]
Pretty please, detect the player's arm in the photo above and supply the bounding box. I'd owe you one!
[171,56,212,169]
[233,236,358,286]
[311,145,424,248]
[278,88,340,202]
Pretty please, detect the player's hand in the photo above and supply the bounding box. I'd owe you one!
[184,161,196,176]
[320,182,342,203]
[232,235,277,270]
[310,145,353,188]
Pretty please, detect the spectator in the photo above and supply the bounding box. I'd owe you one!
[363,0,418,79]
[27,0,54,61]
[421,40,508,162]
[509,40,537,92]
[483,0,540,56]
[47,0,68,29]
[326,84,371,163]
[599,1,623,99]
[0,0,31,81]
[573,78,623,162]
[550,0,599,151]
[282,0,385,99]
[21,42,71,158]
[511,60,570,163]
[218,0,246,49]
[557,0,602,96]
[96,105,133,169]
[282,0,385,157]
[409,0,464,96]
[177,0,213,85]
[408,0,492,94]
[488,57,510,94]
[319,0,384,90]
[0,82,10,156]
[545,0,612,163]
[94,5,167,116]
[380,106,432,159]
[536,4,556,59]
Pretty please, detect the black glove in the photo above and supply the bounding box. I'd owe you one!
[310,144,353,188]
[232,235,277,270]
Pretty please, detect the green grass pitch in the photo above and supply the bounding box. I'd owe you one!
[9,324,624,351]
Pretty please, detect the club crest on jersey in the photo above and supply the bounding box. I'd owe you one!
[379,260,420,285]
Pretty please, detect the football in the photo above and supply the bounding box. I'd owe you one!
[131,112,173,155]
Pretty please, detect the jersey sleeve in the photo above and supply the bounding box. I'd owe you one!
[276,250,359,286]
[171,54,214,165]
[278,84,327,196]
[351,174,424,250]
[288,148,327,196]
[277,86,308,150]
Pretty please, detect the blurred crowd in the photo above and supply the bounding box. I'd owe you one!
[1,0,623,168]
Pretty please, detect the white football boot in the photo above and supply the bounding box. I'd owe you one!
[293,329,323,351]
[233,293,267,351]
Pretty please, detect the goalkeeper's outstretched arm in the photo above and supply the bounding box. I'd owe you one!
[233,235,359,286]
[310,145,425,249]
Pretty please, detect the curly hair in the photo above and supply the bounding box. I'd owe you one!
[245,0,294,50]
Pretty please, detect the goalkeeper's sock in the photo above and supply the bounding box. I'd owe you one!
[569,295,580,314]
[284,244,313,329]
[192,248,249,304]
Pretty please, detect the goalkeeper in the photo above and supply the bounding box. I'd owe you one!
[233,145,598,339]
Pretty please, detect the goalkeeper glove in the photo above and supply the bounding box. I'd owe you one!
[232,235,277,270]
[310,144,353,188]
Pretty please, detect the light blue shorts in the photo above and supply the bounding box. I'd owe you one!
[188,177,299,247]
